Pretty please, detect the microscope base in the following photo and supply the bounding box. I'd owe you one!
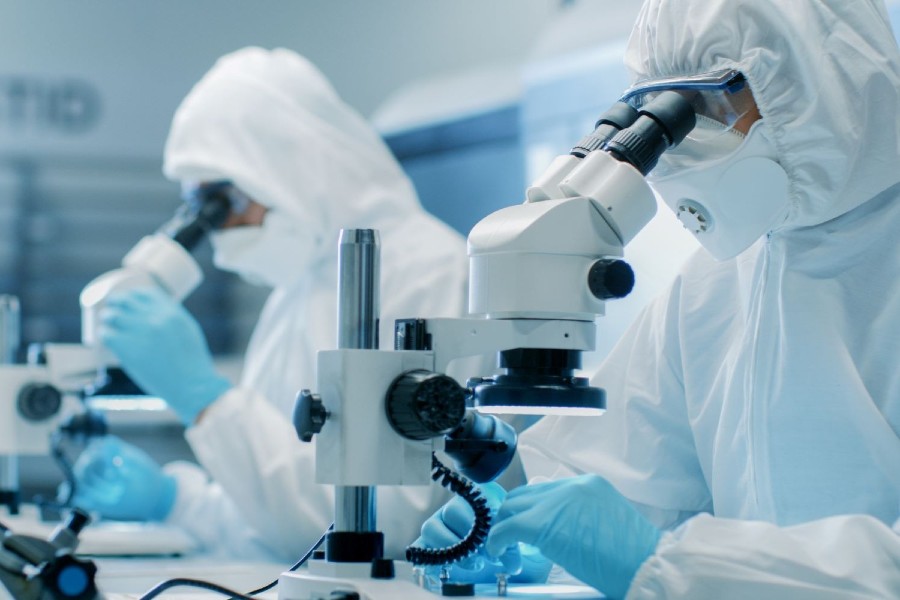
[278,560,439,600]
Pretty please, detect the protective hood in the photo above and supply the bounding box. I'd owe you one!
[626,0,900,228]
[163,47,424,281]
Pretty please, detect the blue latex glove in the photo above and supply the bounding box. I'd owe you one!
[69,436,176,521]
[486,474,661,599]
[100,288,231,425]
[413,482,552,583]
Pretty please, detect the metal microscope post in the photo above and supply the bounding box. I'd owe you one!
[334,229,380,533]
[0,295,21,513]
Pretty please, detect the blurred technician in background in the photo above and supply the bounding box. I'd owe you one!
[70,47,470,560]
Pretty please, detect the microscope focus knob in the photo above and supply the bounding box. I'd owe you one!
[293,389,329,443]
[40,554,98,600]
[17,383,62,422]
[386,370,466,441]
[588,258,635,300]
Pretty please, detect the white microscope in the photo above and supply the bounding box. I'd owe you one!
[78,186,234,397]
[280,91,696,600]
[1,184,235,518]
[0,296,96,518]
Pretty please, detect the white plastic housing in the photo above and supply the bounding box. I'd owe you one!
[468,197,620,320]
[80,234,202,352]
[0,365,62,455]
[315,349,436,486]
[525,154,581,202]
[468,151,656,320]
[558,149,657,245]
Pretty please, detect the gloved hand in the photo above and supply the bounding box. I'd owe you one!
[486,474,661,599]
[69,436,177,521]
[100,287,231,425]
[414,482,552,583]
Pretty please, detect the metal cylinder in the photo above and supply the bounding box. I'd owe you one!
[337,229,380,350]
[0,295,21,507]
[334,229,380,533]
[0,295,20,365]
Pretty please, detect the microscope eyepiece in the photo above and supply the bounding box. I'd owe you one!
[166,190,232,251]
[604,91,696,175]
[570,101,640,158]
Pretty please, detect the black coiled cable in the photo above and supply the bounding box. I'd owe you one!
[405,454,491,566]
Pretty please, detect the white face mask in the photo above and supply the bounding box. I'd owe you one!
[648,119,790,260]
[209,211,315,288]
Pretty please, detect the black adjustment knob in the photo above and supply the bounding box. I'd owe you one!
[588,259,635,300]
[17,383,62,422]
[370,557,395,579]
[292,389,329,443]
[385,370,466,441]
[40,554,98,600]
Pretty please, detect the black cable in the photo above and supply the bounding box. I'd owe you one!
[405,454,492,566]
[30,432,78,515]
[50,432,77,507]
[239,524,332,597]
[133,524,332,600]
[140,578,254,600]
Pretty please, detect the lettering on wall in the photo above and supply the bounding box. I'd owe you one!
[0,76,102,135]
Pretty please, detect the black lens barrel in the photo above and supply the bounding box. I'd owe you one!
[604,91,696,175]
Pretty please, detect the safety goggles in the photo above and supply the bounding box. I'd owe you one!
[619,69,756,131]
[621,70,758,174]
[181,180,252,218]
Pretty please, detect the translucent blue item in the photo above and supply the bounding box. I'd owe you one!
[70,436,176,521]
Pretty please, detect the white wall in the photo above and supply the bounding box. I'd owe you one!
[0,0,559,158]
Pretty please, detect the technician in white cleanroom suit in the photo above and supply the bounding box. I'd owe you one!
[417,0,900,597]
[70,47,469,559]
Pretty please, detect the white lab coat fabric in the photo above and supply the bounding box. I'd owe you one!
[159,47,468,560]
[520,0,900,596]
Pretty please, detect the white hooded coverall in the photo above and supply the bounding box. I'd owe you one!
[158,48,468,560]
[520,0,900,597]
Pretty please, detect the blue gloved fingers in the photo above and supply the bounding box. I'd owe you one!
[440,495,477,539]
[104,287,168,308]
[95,284,229,425]
[496,543,523,576]
[418,513,467,549]
[485,505,550,558]
[416,511,484,572]
[71,436,176,521]
[516,544,553,583]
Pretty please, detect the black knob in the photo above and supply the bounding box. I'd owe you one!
[588,259,635,300]
[385,370,466,441]
[17,383,62,422]
[292,389,329,443]
[370,557,395,579]
[65,509,91,535]
[40,554,98,600]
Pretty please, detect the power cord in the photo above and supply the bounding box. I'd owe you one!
[405,454,491,566]
[136,525,331,600]
[140,578,253,600]
[241,524,331,597]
